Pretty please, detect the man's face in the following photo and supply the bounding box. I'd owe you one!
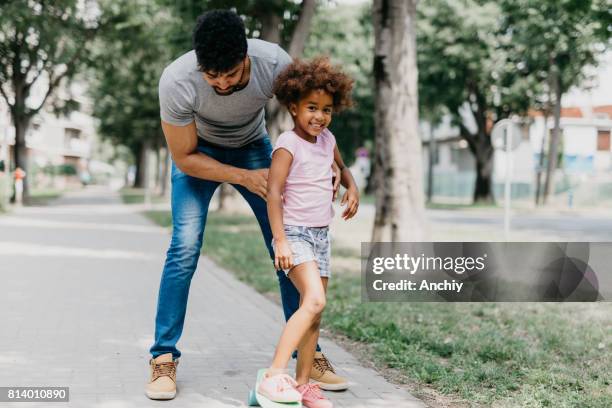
[202,58,246,96]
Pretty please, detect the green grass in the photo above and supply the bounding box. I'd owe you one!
[119,187,169,205]
[143,210,612,407]
[27,188,63,206]
[0,186,66,210]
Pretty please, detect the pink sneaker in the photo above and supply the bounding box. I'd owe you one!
[257,373,302,403]
[297,383,333,408]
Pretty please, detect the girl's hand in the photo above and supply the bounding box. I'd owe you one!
[341,186,359,220]
[332,162,341,200]
[274,239,294,271]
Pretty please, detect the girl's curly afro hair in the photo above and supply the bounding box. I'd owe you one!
[273,57,354,112]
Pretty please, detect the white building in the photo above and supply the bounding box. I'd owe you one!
[528,106,612,174]
[421,116,477,203]
[0,80,98,189]
[421,105,612,204]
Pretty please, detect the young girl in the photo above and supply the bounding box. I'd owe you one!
[258,58,359,408]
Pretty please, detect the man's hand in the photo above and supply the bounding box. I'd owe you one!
[341,186,359,220]
[242,168,269,200]
[332,162,341,200]
[274,239,294,271]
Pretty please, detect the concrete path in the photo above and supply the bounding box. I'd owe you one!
[0,187,426,408]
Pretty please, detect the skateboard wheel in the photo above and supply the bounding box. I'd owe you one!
[247,389,259,406]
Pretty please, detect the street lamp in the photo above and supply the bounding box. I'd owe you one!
[491,118,522,241]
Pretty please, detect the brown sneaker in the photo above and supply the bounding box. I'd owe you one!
[310,351,349,391]
[145,353,178,400]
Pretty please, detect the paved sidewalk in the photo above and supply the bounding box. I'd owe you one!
[0,187,426,408]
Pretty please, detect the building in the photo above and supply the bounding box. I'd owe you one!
[422,105,612,205]
[0,80,97,189]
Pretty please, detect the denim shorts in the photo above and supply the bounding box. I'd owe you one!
[272,225,331,278]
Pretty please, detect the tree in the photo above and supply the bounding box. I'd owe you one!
[89,0,172,189]
[157,0,316,78]
[418,0,611,205]
[371,0,426,241]
[0,0,99,201]
[249,0,318,140]
[304,2,375,162]
[418,0,518,204]
[498,0,612,204]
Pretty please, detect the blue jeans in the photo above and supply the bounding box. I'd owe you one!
[150,136,321,359]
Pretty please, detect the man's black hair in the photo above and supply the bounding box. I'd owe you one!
[192,9,248,73]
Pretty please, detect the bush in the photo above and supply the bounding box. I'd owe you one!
[37,164,78,176]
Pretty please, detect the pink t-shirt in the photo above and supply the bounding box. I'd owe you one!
[272,129,336,227]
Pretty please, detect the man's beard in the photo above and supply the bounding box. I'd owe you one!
[213,83,246,96]
[213,87,235,96]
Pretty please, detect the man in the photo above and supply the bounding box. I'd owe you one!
[146,10,349,400]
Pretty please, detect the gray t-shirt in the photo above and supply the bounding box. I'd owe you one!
[159,39,292,148]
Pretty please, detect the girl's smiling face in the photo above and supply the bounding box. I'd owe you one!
[289,89,333,139]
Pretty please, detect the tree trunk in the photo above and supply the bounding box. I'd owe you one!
[472,139,494,204]
[12,116,31,203]
[543,71,562,205]
[473,148,494,204]
[259,3,284,142]
[160,147,170,198]
[426,123,435,203]
[154,146,161,193]
[260,12,281,44]
[371,0,426,242]
[217,183,230,212]
[535,112,549,205]
[288,0,316,58]
[265,0,317,141]
[133,143,146,188]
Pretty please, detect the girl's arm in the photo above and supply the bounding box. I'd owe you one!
[333,145,360,220]
[267,149,294,270]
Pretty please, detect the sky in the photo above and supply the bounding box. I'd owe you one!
[563,51,612,108]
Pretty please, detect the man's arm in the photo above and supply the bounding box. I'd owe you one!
[162,120,269,199]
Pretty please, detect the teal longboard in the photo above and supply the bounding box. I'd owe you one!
[247,369,302,407]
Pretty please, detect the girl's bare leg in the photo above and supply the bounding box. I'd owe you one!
[295,277,328,385]
[269,261,325,372]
